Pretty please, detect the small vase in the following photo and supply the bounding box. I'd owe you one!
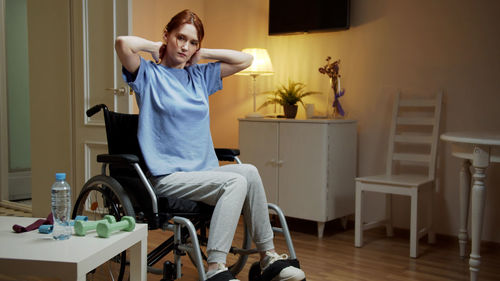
[327,77,344,119]
[327,78,336,118]
[327,95,335,118]
[283,104,298,119]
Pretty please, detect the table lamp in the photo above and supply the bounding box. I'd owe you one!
[237,48,274,118]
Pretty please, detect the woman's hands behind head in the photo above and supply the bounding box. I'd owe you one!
[154,42,165,64]
[185,49,202,67]
[115,36,164,74]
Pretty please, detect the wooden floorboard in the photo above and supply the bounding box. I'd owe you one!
[146,217,500,281]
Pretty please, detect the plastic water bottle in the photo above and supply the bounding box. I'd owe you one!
[51,173,72,240]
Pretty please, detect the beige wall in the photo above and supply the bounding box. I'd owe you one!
[132,0,205,40]
[28,0,73,217]
[26,0,499,242]
[133,0,500,242]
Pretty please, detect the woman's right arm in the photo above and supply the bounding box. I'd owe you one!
[115,36,163,74]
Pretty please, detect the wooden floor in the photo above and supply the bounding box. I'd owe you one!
[146,218,500,281]
[0,200,32,217]
[1,216,499,281]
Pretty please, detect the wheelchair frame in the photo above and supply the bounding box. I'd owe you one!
[73,104,298,281]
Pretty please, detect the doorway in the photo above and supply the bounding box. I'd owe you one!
[0,0,32,207]
[1,0,133,217]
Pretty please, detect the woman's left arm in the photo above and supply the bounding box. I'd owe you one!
[189,48,253,78]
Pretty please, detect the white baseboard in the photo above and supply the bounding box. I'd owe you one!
[8,170,31,200]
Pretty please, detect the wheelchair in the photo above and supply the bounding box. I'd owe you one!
[71,104,301,281]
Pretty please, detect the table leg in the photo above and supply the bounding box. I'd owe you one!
[458,159,471,257]
[129,236,147,281]
[469,145,489,281]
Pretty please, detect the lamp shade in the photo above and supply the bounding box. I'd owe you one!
[237,48,274,76]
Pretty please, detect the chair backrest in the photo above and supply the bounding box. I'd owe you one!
[99,106,160,218]
[101,107,148,173]
[386,91,443,179]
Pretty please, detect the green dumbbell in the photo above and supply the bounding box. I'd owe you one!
[96,216,135,238]
[74,215,116,236]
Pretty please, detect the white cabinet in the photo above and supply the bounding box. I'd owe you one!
[239,118,357,237]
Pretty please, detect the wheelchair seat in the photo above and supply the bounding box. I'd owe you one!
[72,104,300,281]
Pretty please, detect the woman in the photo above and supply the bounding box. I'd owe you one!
[115,9,305,281]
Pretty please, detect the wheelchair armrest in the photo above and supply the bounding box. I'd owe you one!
[214,148,240,162]
[96,154,139,164]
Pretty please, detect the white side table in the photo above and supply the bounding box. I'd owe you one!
[0,216,147,281]
[441,131,500,281]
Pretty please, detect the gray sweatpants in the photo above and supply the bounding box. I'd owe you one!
[151,164,275,264]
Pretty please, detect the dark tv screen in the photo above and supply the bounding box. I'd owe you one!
[269,0,350,35]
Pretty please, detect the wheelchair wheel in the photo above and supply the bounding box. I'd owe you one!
[72,175,135,281]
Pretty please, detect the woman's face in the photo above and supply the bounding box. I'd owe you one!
[163,23,200,68]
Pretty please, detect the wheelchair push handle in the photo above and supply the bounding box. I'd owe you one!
[86,104,108,117]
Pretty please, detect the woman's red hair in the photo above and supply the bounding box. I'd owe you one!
[165,9,204,46]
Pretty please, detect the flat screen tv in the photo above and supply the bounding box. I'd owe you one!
[269,0,350,35]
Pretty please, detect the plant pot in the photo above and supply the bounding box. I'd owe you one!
[283,104,298,119]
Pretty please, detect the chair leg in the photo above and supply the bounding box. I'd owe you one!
[385,194,394,237]
[355,183,363,247]
[410,189,419,258]
[428,187,436,244]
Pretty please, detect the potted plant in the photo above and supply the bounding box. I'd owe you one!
[259,80,321,118]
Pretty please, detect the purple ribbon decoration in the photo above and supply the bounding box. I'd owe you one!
[332,89,345,116]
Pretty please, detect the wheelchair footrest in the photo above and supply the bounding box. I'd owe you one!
[248,259,305,281]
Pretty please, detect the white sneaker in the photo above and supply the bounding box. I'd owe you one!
[260,251,306,281]
[206,263,240,281]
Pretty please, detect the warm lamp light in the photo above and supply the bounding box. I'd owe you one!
[237,48,274,118]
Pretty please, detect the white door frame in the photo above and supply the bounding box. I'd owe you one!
[0,0,9,201]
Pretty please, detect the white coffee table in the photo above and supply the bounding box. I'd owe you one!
[0,216,147,280]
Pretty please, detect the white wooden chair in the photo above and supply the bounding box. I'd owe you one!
[354,91,443,258]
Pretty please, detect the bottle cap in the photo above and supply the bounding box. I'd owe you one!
[55,173,66,181]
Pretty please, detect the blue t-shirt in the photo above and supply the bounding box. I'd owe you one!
[123,57,222,176]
